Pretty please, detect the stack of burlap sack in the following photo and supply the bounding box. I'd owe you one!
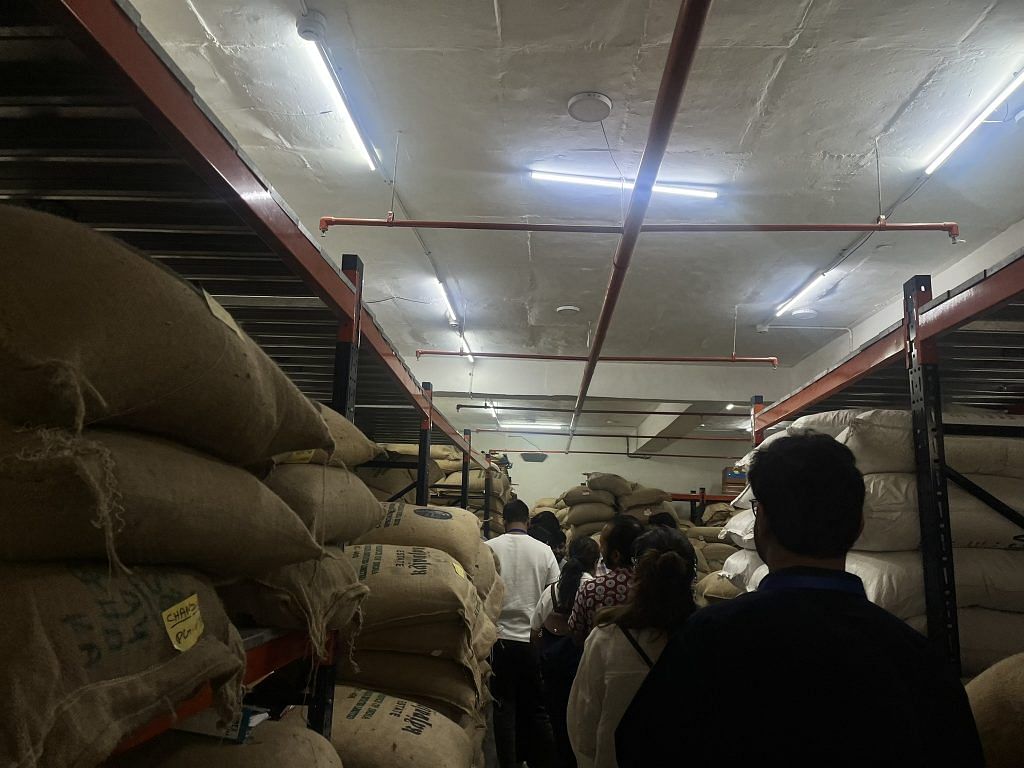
[0,205,376,766]
[434,465,514,537]
[719,408,1024,676]
[329,500,503,767]
[557,473,676,542]
[356,442,444,504]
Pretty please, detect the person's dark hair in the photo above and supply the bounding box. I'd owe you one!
[502,499,530,526]
[556,536,601,611]
[597,527,697,632]
[748,433,865,558]
[648,511,678,529]
[603,515,645,568]
[528,525,552,545]
[530,510,561,537]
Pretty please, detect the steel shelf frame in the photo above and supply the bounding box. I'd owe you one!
[748,258,1024,672]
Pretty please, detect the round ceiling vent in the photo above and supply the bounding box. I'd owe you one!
[556,305,581,314]
[791,308,819,320]
[568,92,613,122]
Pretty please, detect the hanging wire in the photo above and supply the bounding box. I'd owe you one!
[874,136,883,221]
[600,119,627,224]
[389,133,401,217]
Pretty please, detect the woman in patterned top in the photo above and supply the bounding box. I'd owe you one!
[568,516,644,644]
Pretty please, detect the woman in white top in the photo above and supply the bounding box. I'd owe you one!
[567,527,697,768]
[533,536,601,768]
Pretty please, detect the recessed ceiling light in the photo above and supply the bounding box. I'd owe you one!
[725,403,736,411]
[791,308,819,319]
[568,92,612,122]
[556,305,581,314]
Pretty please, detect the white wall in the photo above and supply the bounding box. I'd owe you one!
[472,432,747,506]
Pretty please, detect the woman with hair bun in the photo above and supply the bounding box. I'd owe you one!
[567,527,698,768]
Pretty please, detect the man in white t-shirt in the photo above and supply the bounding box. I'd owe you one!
[486,499,561,768]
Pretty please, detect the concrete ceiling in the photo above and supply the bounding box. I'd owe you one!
[128,0,1024,440]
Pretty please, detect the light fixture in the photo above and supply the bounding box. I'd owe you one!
[556,305,581,314]
[568,92,613,122]
[791,308,819,320]
[436,279,459,326]
[925,69,1024,175]
[297,12,376,171]
[488,402,498,419]
[725,403,736,411]
[531,170,718,200]
[775,272,831,317]
[502,423,566,431]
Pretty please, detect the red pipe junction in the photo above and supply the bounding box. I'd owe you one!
[417,349,779,367]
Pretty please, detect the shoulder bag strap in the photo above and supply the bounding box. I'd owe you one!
[618,625,655,669]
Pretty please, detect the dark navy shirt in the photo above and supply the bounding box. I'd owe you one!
[616,566,983,768]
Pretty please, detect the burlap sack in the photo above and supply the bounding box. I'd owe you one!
[218,549,369,659]
[343,544,484,663]
[0,204,331,465]
[966,652,1024,768]
[382,443,462,462]
[701,542,740,572]
[265,464,384,545]
[586,473,634,497]
[1,562,244,768]
[564,486,615,507]
[275,403,381,469]
[0,427,322,576]
[620,487,672,508]
[341,651,485,718]
[107,713,341,767]
[436,458,467,474]
[535,497,559,508]
[623,500,677,522]
[570,522,606,541]
[695,571,743,607]
[331,686,473,768]
[686,526,728,543]
[357,457,444,503]
[566,502,617,527]
[700,502,737,527]
[473,539,499,598]
[445,468,510,495]
[355,502,482,573]
[483,578,506,623]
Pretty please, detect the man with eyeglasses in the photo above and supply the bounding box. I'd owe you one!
[616,432,982,767]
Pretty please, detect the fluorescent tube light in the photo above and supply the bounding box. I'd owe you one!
[436,279,458,325]
[725,403,736,411]
[459,334,475,364]
[925,69,1024,175]
[775,273,830,317]
[304,39,376,171]
[531,170,718,199]
[502,423,566,431]
[488,402,498,419]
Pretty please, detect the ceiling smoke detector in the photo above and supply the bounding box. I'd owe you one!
[791,308,819,320]
[568,92,612,123]
[556,305,581,314]
[296,9,327,43]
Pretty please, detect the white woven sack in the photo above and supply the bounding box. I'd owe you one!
[720,549,765,588]
[721,508,755,549]
[907,609,1024,678]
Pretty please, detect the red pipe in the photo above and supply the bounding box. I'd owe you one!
[320,216,960,240]
[457,404,735,418]
[488,448,743,460]
[570,0,713,434]
[476,428,748,441]
[416,349,779,367]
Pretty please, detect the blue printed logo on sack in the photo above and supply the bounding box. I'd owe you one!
[414,507,452,520]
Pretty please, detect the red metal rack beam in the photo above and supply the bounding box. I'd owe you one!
[320,216,960,239]
[755,254,1024,430]
[457,404,735,418]
[417,349,779,367]
[492,448,743,460]
[476,428,747,441]
[55,0,480,462]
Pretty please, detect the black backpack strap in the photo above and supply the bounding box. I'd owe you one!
[618,626,654,669]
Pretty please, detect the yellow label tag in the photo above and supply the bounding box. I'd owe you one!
[203,290,246,341]
[279,449,316,464]
[452,560,467,580]
[162,594,204,652]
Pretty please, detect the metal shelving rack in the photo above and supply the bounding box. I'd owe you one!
[0,0,490,752]
[752,255,1024,675]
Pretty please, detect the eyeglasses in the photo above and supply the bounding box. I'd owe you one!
[750,498,760,517]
